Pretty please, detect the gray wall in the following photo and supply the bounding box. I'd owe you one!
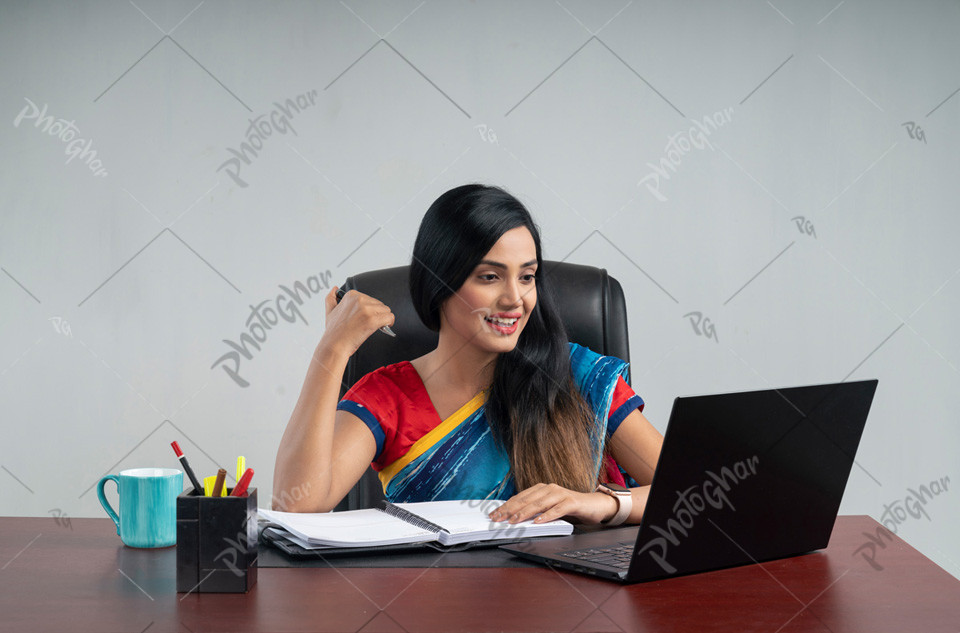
[1,0,957,579]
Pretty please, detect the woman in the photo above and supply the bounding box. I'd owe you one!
[273,184,663,525]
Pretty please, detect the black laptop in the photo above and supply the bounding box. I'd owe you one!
[501,379,878,582]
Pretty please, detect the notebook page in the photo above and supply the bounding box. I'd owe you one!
[388,500,573,546]
[259,508,438,547]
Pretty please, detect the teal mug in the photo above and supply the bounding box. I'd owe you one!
[97,468,183,548]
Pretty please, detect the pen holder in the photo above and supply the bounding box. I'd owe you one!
[176,488,258,593]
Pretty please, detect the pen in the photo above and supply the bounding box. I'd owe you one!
[170,441,204,495]
[212,468,227,498]
[335,287,396,337]
[236,456,245,482]
[231,468,255,497]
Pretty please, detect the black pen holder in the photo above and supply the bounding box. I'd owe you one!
[176,488,258,593]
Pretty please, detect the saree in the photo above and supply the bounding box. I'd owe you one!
[337,342,643,503]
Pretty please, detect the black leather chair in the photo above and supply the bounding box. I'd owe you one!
[333,261,631,511]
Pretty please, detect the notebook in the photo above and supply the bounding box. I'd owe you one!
[259,498,573,550]
[502,380,878,583]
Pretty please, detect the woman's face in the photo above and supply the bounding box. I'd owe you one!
[439,226,538,355]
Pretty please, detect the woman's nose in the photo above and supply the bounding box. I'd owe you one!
[501,279,523,307]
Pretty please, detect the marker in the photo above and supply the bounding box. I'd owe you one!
[236,456,245,482]
[212,468,227,498]
[335,287,396,337]
[231,468,255,497]
[171,441,204,495]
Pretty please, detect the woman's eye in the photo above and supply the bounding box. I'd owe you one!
[477,272,535,282]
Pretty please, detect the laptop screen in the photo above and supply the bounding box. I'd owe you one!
[628,380,877,580]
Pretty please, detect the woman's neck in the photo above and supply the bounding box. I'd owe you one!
[417,335,497,395]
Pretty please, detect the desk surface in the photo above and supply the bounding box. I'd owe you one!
[1,515,958,633]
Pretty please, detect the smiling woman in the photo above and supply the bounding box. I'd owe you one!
[273,184,663,526]
[405,186,605,497]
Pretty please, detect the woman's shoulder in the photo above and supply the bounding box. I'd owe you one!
[343,360,420,399]
[566,341,631,391]
[565,343,639,424]
[566,341,627,369]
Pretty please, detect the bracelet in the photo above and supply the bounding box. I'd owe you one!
[596,483,632,526]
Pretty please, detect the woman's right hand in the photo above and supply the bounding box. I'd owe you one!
[318,287,395,359]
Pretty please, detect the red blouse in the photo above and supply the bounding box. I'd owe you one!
[339,362,644,484]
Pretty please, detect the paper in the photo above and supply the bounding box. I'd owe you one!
[259,500,574,549]
[259,508,437,547]
[389,500,574,546]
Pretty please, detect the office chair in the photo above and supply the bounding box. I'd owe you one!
[334,261,631,511]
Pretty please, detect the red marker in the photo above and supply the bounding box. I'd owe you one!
[231,468,254,497]
[171,441,204,495]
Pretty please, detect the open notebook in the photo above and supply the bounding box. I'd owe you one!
[259,499,573,549]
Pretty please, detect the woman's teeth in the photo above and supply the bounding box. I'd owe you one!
[486,316,518,325]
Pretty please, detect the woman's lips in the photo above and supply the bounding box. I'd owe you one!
[484,314,520,335]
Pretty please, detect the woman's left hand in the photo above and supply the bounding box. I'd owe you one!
[488,483,618,525]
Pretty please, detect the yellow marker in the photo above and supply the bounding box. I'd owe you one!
[236,456,246,484]
[203,475,227,497]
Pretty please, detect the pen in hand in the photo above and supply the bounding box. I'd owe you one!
[335,287,396,337]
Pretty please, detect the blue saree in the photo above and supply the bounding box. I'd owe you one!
[337,342,642,503]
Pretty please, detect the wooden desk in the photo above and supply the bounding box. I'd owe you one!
[1,516,957,632]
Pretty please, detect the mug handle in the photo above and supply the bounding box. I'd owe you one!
[96,475,121,535]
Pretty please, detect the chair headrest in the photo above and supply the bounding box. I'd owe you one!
[340,260,630,392]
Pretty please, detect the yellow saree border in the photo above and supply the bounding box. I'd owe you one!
[379,390,487,491]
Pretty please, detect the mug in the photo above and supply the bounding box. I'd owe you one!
[97,468,183,548]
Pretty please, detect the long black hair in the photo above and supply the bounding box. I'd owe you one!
[410,184,600,492]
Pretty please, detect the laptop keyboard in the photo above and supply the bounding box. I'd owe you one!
[560,541,634,569]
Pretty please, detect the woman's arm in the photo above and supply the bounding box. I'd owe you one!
[271,287,393,513]
[603,408,664,523]
[489,408,663,525]
[607,408,663,487]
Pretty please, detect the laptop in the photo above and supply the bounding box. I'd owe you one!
[502,379,878,582]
